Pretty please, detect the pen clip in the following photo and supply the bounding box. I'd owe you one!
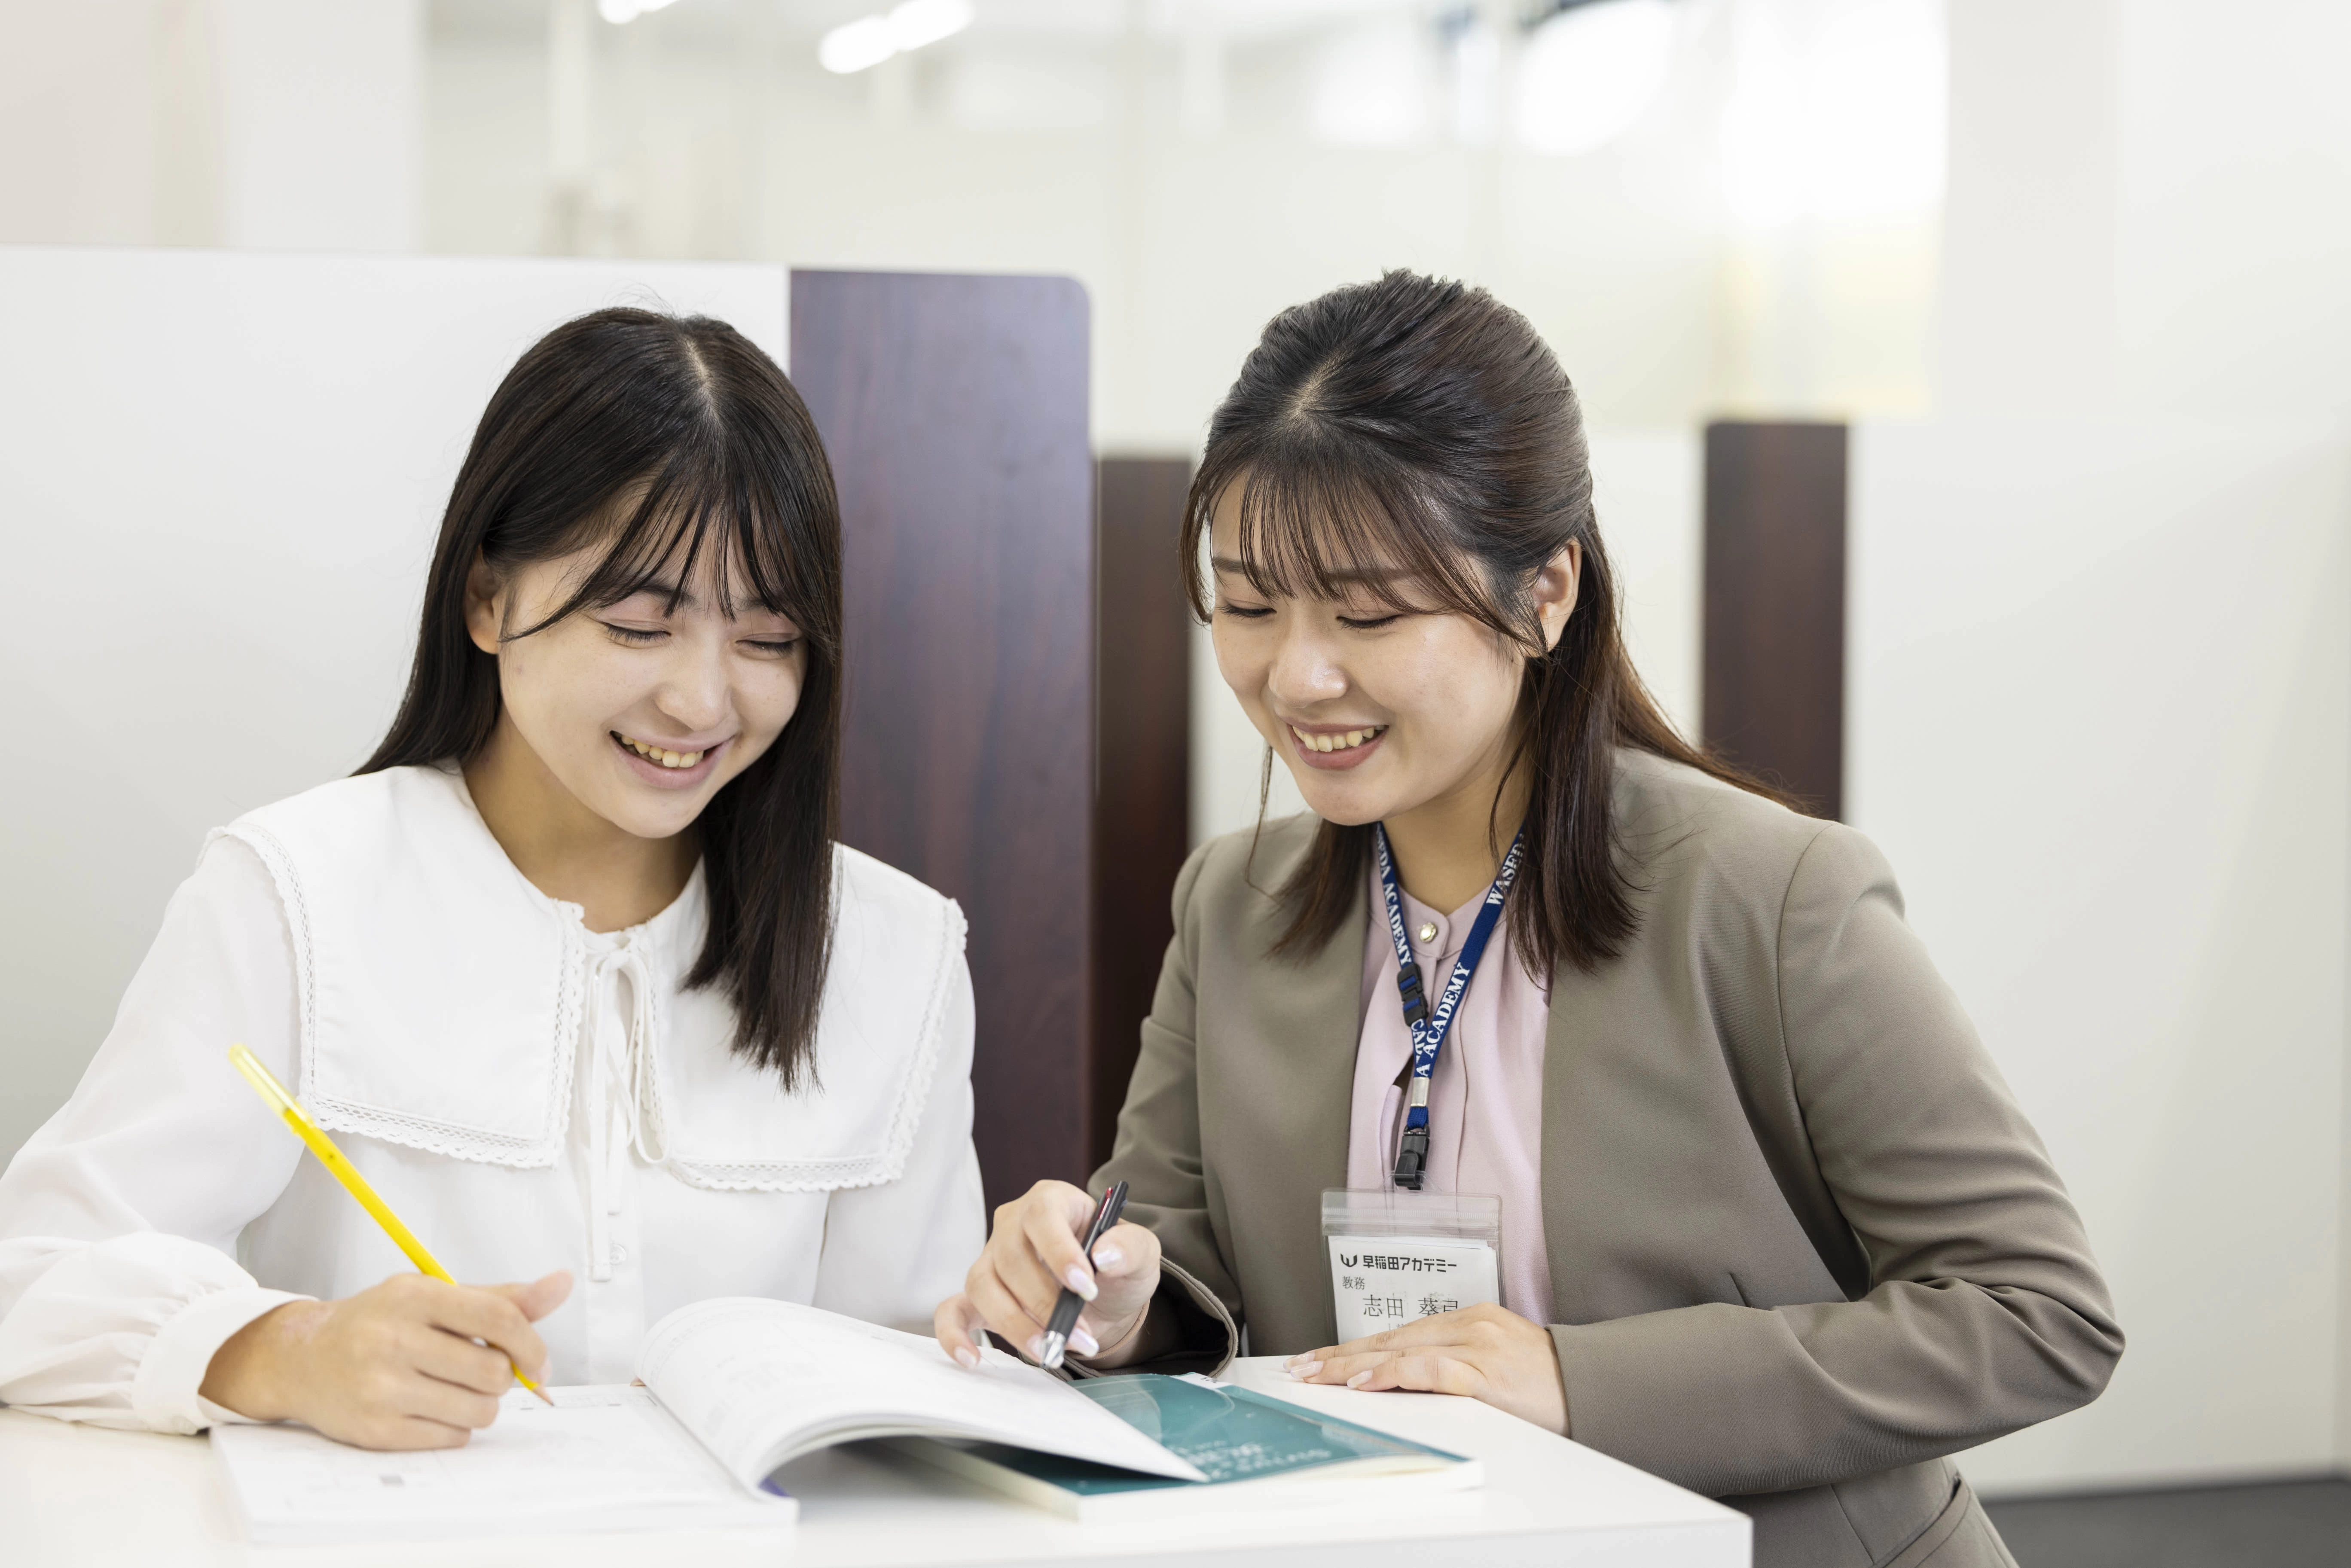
[1085,1180,1130,1251]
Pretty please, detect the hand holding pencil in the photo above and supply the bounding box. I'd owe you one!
[198,1044,572,1451]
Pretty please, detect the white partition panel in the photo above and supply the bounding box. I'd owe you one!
[1589,426,1703,744]
[1848,417,2351,1490]
[0,248,788,1164]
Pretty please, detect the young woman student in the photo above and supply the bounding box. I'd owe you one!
[937,273,2121,1568]
[0,309,981,1450]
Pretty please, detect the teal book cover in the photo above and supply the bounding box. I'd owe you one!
[897,1375,1477,1519]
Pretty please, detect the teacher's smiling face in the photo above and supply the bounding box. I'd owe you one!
[1206,485,1578,830]
[465,541,807,843]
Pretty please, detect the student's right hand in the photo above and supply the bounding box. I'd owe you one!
[935,1180,1160,1370]
[200,1270,571,1450]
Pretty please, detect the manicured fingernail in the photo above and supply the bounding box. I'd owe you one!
[1288,1360,1322,1379]
[1026,1334,1049,1362]
[1065,1266,1097,1300]
[953,1346,981,1370]
[1091,1242,1123,1270]
[1347,1370,1372,1389]
[1071,1327,1100,1356]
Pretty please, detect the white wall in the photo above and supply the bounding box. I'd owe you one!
[421,1,1783,450]
[0,0,156,245]
[1934,0,2351,1482]
[0,248,788,1165]
[208,0,424,251]
[1941,0,2351,427]
[1188,425,1701,846]
[0,0,423,250]
[1848,416,2351,1491]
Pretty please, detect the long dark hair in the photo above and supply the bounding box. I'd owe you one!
[362,307,842,1085]
[1183,271,1785,976]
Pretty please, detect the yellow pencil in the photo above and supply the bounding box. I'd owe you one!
[228,1043,553,1404]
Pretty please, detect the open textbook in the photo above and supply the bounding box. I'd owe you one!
[212,1297,1473,1543]
[213,1296,1199,1543]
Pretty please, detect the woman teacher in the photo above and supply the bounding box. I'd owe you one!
[936,272,2120,1568]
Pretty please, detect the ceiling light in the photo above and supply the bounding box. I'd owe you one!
[819,0,974,75]
[819,15,897,73]
[599,0,682,24]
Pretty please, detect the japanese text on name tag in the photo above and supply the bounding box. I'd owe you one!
[1326,1234,1499,1342]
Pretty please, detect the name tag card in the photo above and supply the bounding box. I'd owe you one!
[1320,1189,1504,1342]
[1324,1234,1500,1341]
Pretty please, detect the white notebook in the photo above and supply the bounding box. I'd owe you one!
[212,1296,1204,1544]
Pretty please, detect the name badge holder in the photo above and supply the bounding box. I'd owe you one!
[1321,1188,1502,1342]
[1320,822,1523,1341]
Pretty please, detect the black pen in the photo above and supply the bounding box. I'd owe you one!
[1038,1180,1128,1371]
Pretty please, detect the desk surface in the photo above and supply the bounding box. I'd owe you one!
[0,1358,1747,1568]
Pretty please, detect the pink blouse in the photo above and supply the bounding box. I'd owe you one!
[1346,868,1556,1326]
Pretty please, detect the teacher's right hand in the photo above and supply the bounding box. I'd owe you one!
[935,1180,1160,1370]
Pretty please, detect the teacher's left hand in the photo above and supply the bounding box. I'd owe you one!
[1283,1302,1568,1435]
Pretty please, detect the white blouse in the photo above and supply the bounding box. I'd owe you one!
[0,765,984,1434]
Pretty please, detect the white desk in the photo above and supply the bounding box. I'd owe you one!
[0,1358,1748,1567]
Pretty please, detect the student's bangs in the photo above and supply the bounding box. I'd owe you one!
[1182,445,1543,650]
[515,442,834,646]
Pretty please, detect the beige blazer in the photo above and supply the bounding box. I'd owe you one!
[1093,748,2121,1568]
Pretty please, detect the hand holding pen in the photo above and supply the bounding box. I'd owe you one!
[1037,1181,1127,1370]
[935,1178,1160,1372]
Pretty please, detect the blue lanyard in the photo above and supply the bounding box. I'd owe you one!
[1373,822,1525,1190]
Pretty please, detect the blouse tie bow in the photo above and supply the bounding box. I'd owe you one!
[584,936,665,1283]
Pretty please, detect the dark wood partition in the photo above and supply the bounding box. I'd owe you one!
[791,271,1094,1210]
[1091,457,1194,1170]
[1701,421,1848,820]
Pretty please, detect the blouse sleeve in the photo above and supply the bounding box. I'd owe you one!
[0,835,310,1434]
[1548,823,2125,1495]
[810,950,986,1334]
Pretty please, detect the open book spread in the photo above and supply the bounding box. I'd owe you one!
[210,1384,794,1544]
[634,1297,1206,1484]
[213,1296,1200,1542]
[894,1374,1481,1521]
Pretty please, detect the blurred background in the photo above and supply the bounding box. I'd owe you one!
[5,0,2351,1555]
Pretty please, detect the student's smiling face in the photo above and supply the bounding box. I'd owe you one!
[1206,485,1573,830]
[465,543,806,842]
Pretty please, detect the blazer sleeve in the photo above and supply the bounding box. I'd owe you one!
[1085,845,1240,1373]
[1549,823,2124,1496]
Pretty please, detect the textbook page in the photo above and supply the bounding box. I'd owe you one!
[638,1297,1206,1486]
[211,1385,794,1544]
